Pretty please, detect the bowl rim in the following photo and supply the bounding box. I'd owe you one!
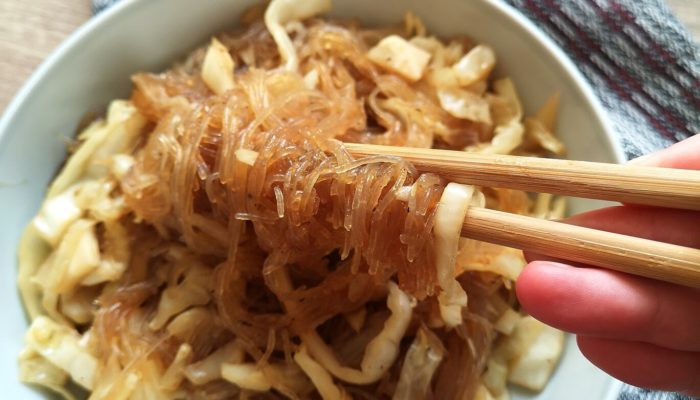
[0,0,625,163]
[0,0,132,147]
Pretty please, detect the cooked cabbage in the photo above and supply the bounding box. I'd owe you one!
[368,35,432,82]
[202,38,235,95]
[32,186,83,246]
[435,183,478,327]
[24,316,97,390]
[265,0,331,71]
[453,45,496,87]
[393,327,445,399]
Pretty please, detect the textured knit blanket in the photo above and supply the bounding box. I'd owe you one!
[504,0,699,159]
[93,0,699,398]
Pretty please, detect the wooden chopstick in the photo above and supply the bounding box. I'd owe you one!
[345,143,700,211]
[344,142,700,287]
[463,207,700,289]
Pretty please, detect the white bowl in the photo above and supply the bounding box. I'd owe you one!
[0,0,625,398]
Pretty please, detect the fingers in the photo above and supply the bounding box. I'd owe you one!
[518,135,700,394]
[577,336,700,396]
[564,206,700,249]
[516,261,700,352]
[628,133,700,170]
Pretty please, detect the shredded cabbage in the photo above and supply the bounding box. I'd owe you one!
[47,100,145,198]
[24,316,97,390]
[393,327,445,399]
[18,348,75,400]
[265,0,331,71]
[438,88,492,124]
[202,38,235,95]
[295,345,349,400]
[32,186,83,246]
[434,183,479,328]
[33,219,100,295]
[149,248,212,330]
[453,45,496,86]
[185,340,245,385]
[506,317,565,391]
[303,282,416,385]
[368,35,432,82]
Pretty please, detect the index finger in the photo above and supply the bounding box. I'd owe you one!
[516,261,700,352]
[628,133,700,170]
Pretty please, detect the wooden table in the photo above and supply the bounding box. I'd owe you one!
[0,0,698,114]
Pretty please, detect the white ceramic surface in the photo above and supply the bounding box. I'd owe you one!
[0,0,626,399]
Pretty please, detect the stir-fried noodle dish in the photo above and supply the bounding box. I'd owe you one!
[18,1,569,398]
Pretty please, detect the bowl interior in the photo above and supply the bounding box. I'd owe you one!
[0,0,622,398]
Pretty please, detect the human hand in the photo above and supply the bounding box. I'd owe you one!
[516,134,700,396]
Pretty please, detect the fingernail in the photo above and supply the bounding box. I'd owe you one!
[626,153,654,165]
[528,260,570,269]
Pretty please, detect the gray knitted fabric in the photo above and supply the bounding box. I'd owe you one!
[92,0,699,398]
[619,388,695,400]
[504,0,698,159]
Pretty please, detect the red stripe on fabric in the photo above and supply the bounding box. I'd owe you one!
[523,0,677,140]
[598,0,700,109]
[610,0,700,93]
[543,0,689,136]
[540,0,689,139]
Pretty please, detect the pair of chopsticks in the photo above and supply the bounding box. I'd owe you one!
[345,143,700,289]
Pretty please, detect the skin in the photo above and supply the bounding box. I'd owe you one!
[516,134,700,396]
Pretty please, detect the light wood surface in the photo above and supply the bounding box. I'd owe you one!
[346,143,700,211]
[667,0,700,41]
[0,1,697,113]
[462,207,700,289]
[0,0,90,113]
